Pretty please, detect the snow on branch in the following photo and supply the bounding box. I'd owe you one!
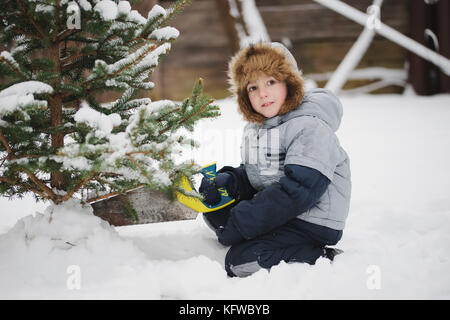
[0,81,53,122]
[0,51,30,80]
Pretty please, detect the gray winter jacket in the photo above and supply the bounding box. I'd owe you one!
[241,88,351,230]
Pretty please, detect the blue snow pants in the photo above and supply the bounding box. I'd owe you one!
[203,204,343,278]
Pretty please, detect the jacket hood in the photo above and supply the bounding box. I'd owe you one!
[262,88,343,132]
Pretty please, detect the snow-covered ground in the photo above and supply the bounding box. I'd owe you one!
[1,92,450,299]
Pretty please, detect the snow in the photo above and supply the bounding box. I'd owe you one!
[77,0,93,12]
[94,0,118,21]
[0,51,26,77]
[117,1,131,16]
[239,0,271,46]
[149,26,180,41]
[0,94,35,119]
[74,101,121,136]
[228,0,271,47]
[94,42,171,77]
[0,80,53,98]
[136,42,172,70]
[1,93,450,299]
[35,4,55,13]
[0,80,53,123]
[127,10,147,25]
[147,4,167,20]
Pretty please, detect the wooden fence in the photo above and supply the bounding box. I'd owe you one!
[151,0,410,100]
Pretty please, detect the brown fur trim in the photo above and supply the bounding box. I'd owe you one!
[228,42,305,124]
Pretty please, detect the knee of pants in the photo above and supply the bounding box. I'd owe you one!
[203,209,231,231]
[224,242,277,278]
[225,240,327,277]
[225,248,262,278]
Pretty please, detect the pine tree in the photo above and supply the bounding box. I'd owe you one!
[0,0,220,205]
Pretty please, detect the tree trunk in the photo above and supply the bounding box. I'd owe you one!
[215,0,240,53]
[49,42,66,193]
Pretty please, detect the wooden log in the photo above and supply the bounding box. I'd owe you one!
[90,187,197,226]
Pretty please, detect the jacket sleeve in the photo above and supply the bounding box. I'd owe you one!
[217,164,330,246]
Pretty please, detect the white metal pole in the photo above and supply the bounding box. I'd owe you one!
[325,0,383,93]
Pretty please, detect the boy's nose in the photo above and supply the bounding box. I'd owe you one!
[259,88,268,98]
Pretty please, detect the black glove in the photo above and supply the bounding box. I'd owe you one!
[213,172,238,199]
[199,172,239,205]
[199,177,221,205]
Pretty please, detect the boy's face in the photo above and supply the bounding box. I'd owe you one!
[246,75,287,119]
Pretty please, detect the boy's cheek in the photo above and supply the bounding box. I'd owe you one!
[248,96,258,111]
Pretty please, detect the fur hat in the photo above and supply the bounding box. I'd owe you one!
[227,42,305,124]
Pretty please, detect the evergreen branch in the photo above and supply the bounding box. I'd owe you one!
[61,51,96,66]
[123,36,145,48]
[1,130,56,200]
[137,14,164,40]
[189,78,203,111]
[0,55,28,80]
[85,184,145,204]
[16,0,46,39]
[85,190,121,204]
[0,176,50,200]
[13,28,41,40]
[6,153,43,160]
[179,98,189,115]
[127,150,154,156]
[110,44,157,78]
[179,99,214,124]
[81,44,157,88]
[61,172,97,202]
[163,0,193,27]
[126,153,152,183]
[22,168,55,200]
[158,100,215,136]
[57,29,77,42]
[0,130,14,157]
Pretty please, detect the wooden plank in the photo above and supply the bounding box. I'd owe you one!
[296,38,406,74]
[164,0,231,47]
[258,0,409,41]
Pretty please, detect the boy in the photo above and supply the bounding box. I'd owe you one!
[200,42,351,278]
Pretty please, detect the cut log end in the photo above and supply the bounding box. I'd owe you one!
[91,187,198,226]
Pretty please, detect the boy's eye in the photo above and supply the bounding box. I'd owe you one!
[267,79,276,85]
[247,86,257,92]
